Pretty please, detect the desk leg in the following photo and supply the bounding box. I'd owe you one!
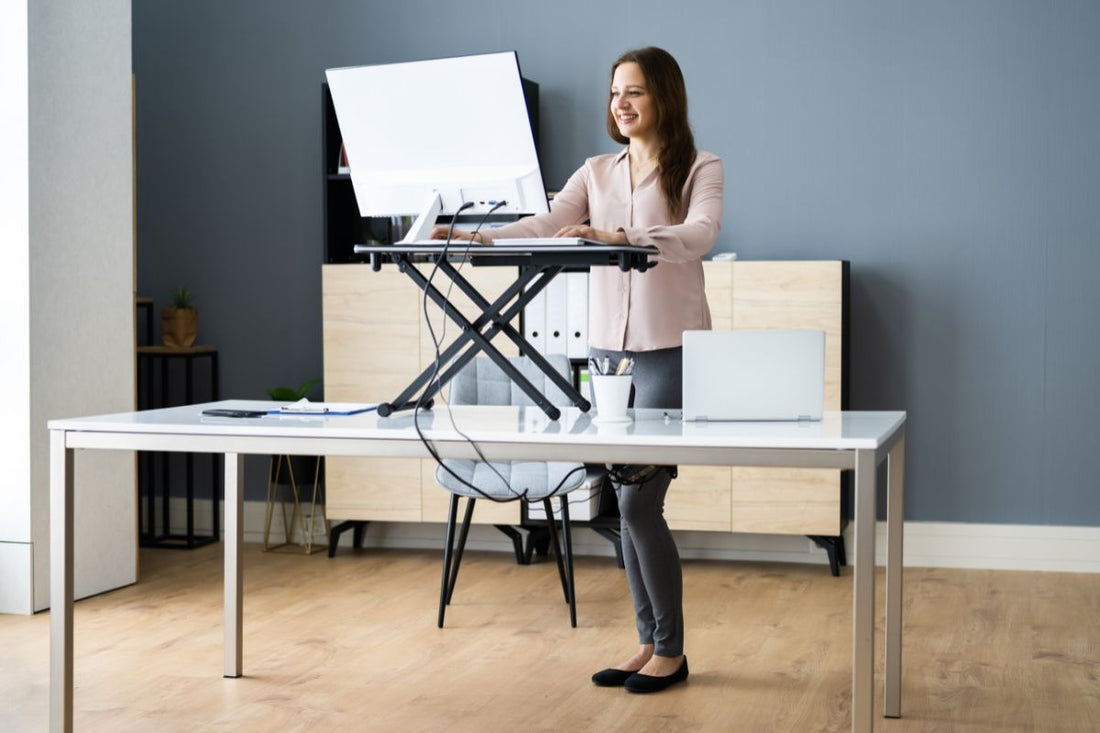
[224,452,243,677]
[852,449,876,733]
[885,434,906,718]
[50,430,74,733]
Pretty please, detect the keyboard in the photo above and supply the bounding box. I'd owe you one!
[397,237,602,247]
[493,237,601,247]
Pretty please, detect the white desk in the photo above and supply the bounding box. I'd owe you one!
[49,401,906,733]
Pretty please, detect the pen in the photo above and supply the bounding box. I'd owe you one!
[615,357,631,376]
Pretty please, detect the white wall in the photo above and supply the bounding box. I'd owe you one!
[0,0,34,616]
[0,0,136,614]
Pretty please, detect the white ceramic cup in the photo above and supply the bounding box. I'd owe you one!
[591,374,633,422]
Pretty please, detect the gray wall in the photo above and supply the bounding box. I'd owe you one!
[133,1,1100,523]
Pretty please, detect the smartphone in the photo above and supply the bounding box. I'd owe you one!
[201,409,268,418]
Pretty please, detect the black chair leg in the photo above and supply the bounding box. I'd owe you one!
[447,497,477,604]
[559,495,577,628]
[542,499,570,603]
[438,495,461,628]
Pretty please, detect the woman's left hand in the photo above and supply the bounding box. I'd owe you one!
[554,225,628,245]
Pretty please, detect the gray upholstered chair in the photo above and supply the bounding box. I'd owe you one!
[435,354,598,628]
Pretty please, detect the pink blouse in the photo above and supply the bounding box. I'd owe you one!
[480,149,724,351]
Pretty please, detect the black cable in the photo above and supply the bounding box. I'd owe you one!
[431,201,586,501]
[411,200,587,503]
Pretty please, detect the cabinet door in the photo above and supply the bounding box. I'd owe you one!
[729,261,844,535]
[664,262,735,531]
[417,265,522,524]
[666,466,732,531]
[323,265,423,521]
[731,261,844,407]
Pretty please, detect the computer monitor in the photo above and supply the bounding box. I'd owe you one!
[325,52,549,243]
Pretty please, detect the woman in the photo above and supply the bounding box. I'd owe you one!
[433,46,723,693]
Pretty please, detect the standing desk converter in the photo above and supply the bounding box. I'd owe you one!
[49,401,906,733]
[351,242,658,419]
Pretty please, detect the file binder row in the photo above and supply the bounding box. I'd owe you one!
[523,272,589,359]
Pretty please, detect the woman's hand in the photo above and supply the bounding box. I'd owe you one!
[430,225,482,243]
[553,225,628,245]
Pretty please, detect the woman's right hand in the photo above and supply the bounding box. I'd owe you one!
[430,226,482,243]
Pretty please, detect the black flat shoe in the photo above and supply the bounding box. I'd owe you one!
[591,667,637,687]
[623,656,689,693]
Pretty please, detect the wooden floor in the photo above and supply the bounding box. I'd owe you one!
[2,544,1098,732]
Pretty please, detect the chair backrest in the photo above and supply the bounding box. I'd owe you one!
[448,354,573,408]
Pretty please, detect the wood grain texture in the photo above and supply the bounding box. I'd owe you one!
[322,261,848,536]
[670,262,845,535]
[4,547,1097,732]
[322,264,420,402]
[703,259,733,331]
[729,467,842,535]
[323,264,523,523]
[667,466,734,531]
[731,260,844,409]
[727,261,844,534]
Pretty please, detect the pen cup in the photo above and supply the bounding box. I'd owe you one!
[591,374,633,422]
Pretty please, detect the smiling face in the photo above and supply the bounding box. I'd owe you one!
[610,62,656,144]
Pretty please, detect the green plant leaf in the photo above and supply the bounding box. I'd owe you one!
[266,378,321,402]
[294,378,321,399]
[171,286,194,309]
[266,386,300,401]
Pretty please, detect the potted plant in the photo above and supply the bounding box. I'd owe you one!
[266,377,321,406]
[264,378,327,553]
[161,286,198,347]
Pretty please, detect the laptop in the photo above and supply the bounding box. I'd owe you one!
[681,329,826,421]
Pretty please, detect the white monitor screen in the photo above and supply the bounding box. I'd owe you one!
[325,52,549,222]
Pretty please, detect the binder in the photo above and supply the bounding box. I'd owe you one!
[523,285,546,356]
[566,272,589,359]
[544,274,568,356]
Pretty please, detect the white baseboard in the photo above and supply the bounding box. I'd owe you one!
[0,542,33,614]
[873,521,1100,573]
[156,498,1100,574]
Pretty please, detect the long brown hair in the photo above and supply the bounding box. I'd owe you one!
[606,46,697,218]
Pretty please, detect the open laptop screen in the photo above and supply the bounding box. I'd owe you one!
[682,330,825,421]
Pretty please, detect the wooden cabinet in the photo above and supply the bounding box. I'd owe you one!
[667,261,848,535]
[322,264,522,524]
[322,259,848,537]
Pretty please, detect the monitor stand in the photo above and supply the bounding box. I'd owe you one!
[399,192,443,244]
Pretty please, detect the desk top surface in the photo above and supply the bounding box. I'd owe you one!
[351,242,659,270]
[51,400,905,451]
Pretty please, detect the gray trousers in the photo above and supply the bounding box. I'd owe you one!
[589,346,684,657]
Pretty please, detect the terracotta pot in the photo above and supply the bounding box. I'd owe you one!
[161,307,198,347]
